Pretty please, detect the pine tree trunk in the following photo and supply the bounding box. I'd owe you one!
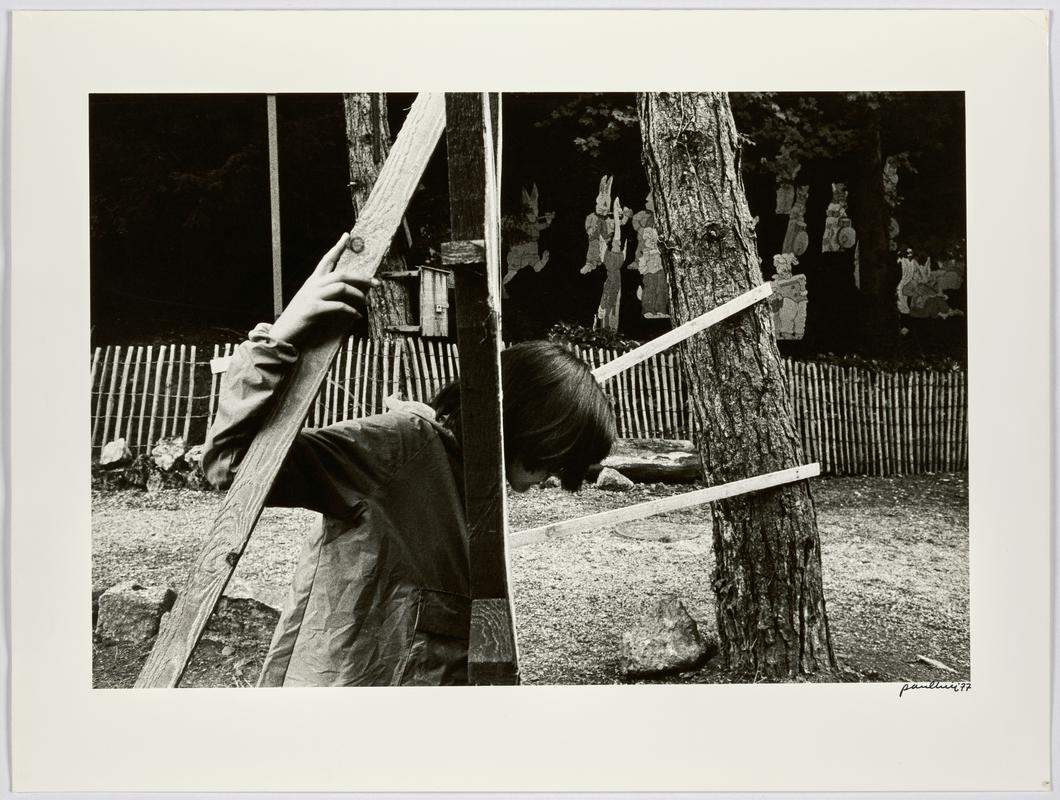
[638,92,837,679]
[343,93,413,339]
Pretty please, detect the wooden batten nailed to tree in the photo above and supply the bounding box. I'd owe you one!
[638,91,837,679]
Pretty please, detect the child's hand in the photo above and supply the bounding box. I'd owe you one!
[270,233,380,346]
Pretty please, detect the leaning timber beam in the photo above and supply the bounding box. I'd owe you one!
[510,463,820,549]
[591,283,773,382]
[135,93,447,688]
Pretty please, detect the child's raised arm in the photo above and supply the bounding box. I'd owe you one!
[201,234,380,508]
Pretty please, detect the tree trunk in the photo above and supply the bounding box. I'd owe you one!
[638,92,837,679]
[343,93,413,339]
[850,108,897,355]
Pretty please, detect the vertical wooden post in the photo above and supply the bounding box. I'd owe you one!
[267,94,283,320]
[443,92,518,685]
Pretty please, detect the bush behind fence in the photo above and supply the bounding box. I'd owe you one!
[90,338,967,476]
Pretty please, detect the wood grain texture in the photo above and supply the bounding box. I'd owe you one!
[468,599,518,685]
[134,93,446,688]
[446,92,519,685]
[268,94,283,320]
[512,464,821,548]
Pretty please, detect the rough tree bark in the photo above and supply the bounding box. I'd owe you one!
[638,92,837,679]
[343,93,413,339]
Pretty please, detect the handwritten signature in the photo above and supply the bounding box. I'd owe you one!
[899,680,971,698]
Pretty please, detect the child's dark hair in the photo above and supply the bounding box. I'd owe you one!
[431,341,616,491]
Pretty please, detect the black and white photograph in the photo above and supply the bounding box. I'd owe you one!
[10,8,1051,793]
[88,89,969,688]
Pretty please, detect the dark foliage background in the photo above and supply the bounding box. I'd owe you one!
[90,92,965,361]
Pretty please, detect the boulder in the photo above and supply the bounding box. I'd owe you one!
[619,596,717,678]
[99,438,132,468]
[592,438,701,484]
[151,436,186,471]
[95,581,176,643]
[540,475,562,489]
[184,444,205,468]
[596,467,634,491]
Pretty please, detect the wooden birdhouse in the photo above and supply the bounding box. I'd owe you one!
[418,266,451,338]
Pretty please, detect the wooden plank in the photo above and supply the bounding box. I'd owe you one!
[592,283,772,382]
[512,463,822,549]
[342,337,355,419]
[184,345,197,442]
[135,92,447,688]
[100,345,123,446]
[446,91,518,685]
[160,344,175,440]
[91,346,112,448]
[172,344,186,438]
[89,346,102,395]
[268,94,283,320]
[137,347,153,450]
[126,346,144,443]
[113,346,134,445]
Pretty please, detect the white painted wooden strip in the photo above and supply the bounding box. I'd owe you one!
[592,283,772,382]
[511,462,821,549]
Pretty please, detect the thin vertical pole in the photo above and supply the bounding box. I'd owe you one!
[171,344,186,438]
[125,346,144,443]
[268,94,283,320]
[137,346,153,451]
[184,345,197,443]
[101,346,123,447]
[91,346,112,448]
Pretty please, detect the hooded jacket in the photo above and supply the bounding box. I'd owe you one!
[202,325,471,686]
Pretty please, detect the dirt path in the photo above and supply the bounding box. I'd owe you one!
[92,473,968,685]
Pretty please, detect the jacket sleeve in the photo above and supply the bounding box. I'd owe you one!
[201,324,405,516]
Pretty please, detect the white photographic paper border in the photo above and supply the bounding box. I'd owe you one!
[8,7,1053,793]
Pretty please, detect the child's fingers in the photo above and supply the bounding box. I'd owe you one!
[315,299,362,319]
[319,271,382,295]
[318,281,369,308]
[314,232,351,276]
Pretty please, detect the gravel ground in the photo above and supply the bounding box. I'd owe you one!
[92,472,968,685]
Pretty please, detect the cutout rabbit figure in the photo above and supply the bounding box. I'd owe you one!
[502,183,554,298]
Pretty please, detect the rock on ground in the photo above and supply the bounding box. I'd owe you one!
[151,436,187,471]
[590,439,702,484]
[99,438,132,468]
[596,467,635,491]
[619,596,717,678]
[184,444,205,467]
[95,580,176,643]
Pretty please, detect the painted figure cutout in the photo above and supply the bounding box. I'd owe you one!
[502,183,554,298]
[596,197,628,330]
[770,253,808,340]
[821,182,855,253]
[781,185,810,256]
[630,193,670,319]
[581,175,614,275]
[896,249,964,319]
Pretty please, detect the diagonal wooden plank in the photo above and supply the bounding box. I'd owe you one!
[510,463,821,549]
[591,283,773,383]
[135,93,447,688]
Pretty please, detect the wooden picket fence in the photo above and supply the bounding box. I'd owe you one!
[90,338,967,476]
